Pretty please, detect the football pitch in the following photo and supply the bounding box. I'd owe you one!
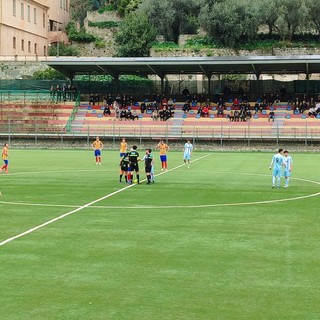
[0,149,319,319]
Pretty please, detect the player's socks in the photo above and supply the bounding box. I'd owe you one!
[137,174,140,183]
[119,174,122,182]
[125,175,128,182]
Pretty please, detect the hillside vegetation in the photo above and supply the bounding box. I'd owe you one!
[66,0,320,57]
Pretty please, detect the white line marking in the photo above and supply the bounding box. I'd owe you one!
[1,175,319,209]
[0,154,210,247]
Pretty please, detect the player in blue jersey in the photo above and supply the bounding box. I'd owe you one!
[269,148,286,188]
[183,140,193,169]
[283,150,293,188]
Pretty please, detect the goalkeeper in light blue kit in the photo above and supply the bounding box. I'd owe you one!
[269,148,286,188]
[183,140,193,169]
[283,150,293,188]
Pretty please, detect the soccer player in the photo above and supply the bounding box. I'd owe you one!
[1,143,9,173]
[91,136,103,165]
[269,148,286,188]
[183,140,193,169]
[142,149,155,184]
[128,145,140,184]
[156,139,169,170]
[283,150,293,188]
[119,152,130,183]
[120,138,127,159]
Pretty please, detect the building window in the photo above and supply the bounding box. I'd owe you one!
[34,8,37,24]
[27,5,30,22]
[13,37,16,49]
[43,12,46,28]
[21,39,24,51]
[13,0,16,16]
[34,43,37,54]
[66,0,68,11]
[60,0,62,9]
[44,45,47,56]
[21,3,24,19]
[28,41,31,52]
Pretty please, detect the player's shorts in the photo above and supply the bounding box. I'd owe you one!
[160,155,167,162]
[4,160,8,165]
[183,153,191,160]
[94,150,101,157]
[145,165,152,173]
[121,165,128,172]
[273,168,282,178]
[120,152,126,158]
[283,170,291,177]
[130,162,139,172]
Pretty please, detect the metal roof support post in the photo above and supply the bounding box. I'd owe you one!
[160,76,165,95]
[256,72,261,98]
[111,73,120,94]
[207,74,212,96]
[306,63,310,99]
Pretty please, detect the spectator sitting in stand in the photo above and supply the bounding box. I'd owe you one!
[268,110,275,122]
[129,110,139,121]
[120,109,127,121]
[217,105,224,117]
[202,106,209,117]
[152,109,159,121]
[162,97,168,108]
[89,94,94,106]
[140,102,146,114]
[233,97,240,108]
[308,106,317,117]
[103,105,111,116]
[94,94,100,106]
[182,101,191,113]
[234,110,240,121]
[228,110,235,121]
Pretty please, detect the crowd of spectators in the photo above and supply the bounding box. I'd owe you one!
[86,90,320,121]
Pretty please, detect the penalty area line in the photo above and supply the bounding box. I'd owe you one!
[0,153,210,247]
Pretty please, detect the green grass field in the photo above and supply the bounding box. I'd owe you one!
[0,149,319,319]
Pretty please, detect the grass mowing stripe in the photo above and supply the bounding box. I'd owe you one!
[0,154,210,247]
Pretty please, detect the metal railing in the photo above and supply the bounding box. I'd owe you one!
[1,119,319,146]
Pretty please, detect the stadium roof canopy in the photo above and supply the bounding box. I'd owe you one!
[44,55,320,80]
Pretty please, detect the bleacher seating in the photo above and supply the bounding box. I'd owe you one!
[0,98,319,138]
[0,102,74,133]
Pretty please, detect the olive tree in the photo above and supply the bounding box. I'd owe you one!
[273,0,308,41]
[200,0,260,47]
[114,13,157,57]
[138,0,200,43]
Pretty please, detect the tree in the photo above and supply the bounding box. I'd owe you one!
[259,0,278,35]
[114,13,157,57]
[33,68,67,80]
[273,0,308,41]
[305,0,320,39]
[70,0,92,26]
[200,0,260,47]
[138,0,200,43]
